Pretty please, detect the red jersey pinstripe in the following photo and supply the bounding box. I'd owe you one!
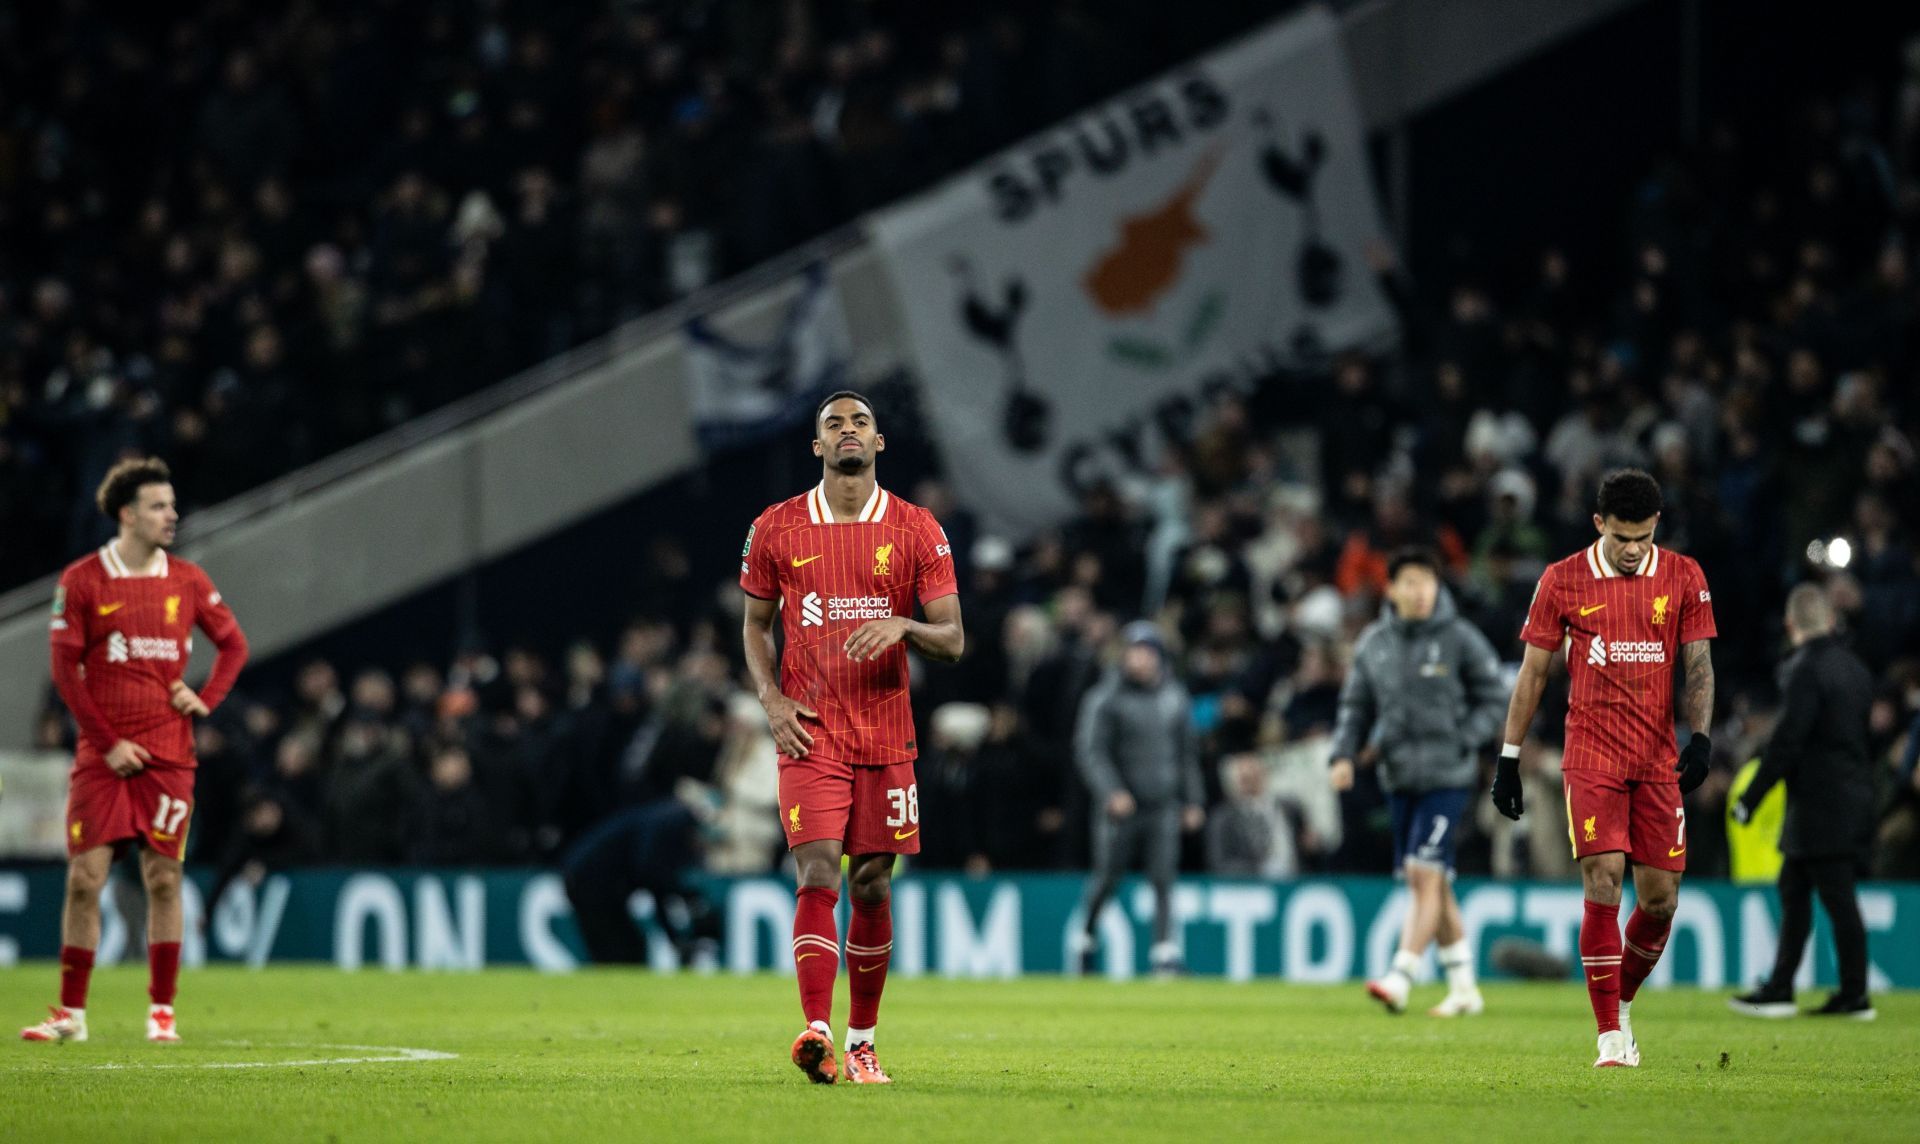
[1519,541,1717,781]
[741,483,958,767]
[51,546,241,768]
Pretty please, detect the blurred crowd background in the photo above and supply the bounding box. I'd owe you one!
[6,3,1918,891]
[0,0,1280,587]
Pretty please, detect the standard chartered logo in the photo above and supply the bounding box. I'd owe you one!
[798,592,894,627]
[827,596,893,621]
[105,631,180,664]
[1588,634,1664,667]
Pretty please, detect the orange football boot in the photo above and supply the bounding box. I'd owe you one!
[791,1027,838,1084]
[844,1041,892,1084]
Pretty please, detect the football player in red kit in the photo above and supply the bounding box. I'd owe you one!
[21,458,249,1045]
[742,392,962,1085]
[1493,469,1715,1068]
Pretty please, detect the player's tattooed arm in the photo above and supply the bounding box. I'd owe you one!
[1682,640,1714,735]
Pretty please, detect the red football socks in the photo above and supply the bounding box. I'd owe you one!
[792,887,840,1028]
[149,941,182,1006]
[59,945,94,1010]
[1580,900,1622,1033]
[846,896,893,1031]
[1619,907,1672,1003]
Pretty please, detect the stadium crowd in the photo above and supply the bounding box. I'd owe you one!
[0,0,1285,590]
[21,24,1920,902]
[37,75,1920,898]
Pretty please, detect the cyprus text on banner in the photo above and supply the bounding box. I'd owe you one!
[870,7,1397,533]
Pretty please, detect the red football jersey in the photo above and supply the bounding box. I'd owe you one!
[741,482,958,767]
[1520,541,1716,780]
[51,545,240,767]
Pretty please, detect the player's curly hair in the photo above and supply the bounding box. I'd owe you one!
[1595,468,1663,522]
[96,456,172,521]
[814,389,875,435]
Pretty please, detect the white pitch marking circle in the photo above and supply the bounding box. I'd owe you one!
[89,1042,458,1070]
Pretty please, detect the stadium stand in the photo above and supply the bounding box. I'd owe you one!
[11,3,1920,890]
[0,0,1291,589]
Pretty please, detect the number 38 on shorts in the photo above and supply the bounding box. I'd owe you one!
[884,786,919,828]
[775,757,923,855]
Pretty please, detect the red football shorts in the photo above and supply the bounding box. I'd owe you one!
[777,755,921,855]
[1563,768,1687,872]
[66,753,196,861]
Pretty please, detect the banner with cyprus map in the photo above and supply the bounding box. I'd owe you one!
[871,7,1397,533]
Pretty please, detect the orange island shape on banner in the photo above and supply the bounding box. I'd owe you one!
[1081,148,1224,316]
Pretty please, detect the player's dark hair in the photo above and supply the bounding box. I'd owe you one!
[1387,547,1441,581]
[814,389,875,437]
[1595,468,1663,522]
[96,456,172,521]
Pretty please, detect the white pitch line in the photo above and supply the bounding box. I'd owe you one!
[88,1043,458,1070]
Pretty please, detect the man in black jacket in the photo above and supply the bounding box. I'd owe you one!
[1728,584,1878,1020]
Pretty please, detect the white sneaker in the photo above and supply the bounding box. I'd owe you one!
[1595,1029,1638,1067]
[1618,1006,1639,1064]
[1428,988,1485,1017]
[21,1006,87,1043]
[147,1004,180,1043]
[1366,973,1410,1014]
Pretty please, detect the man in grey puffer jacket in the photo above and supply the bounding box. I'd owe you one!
[1331,549,1505,1017]
[1070,622,1205,976]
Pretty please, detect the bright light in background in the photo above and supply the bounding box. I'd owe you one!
[1808,537,1855,569]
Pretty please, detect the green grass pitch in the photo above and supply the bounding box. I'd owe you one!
[3,966,1915,1141]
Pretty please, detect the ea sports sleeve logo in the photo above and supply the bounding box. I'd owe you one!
[800,592,824,627]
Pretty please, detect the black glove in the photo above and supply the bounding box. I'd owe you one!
[1491,756,1524,820]
[1675,732,1711,794]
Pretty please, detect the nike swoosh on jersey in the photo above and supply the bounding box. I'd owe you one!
[97,602,125,615]
[893,828,918,840]
[1579,604,1605,616]
[791,555,823,567]
[1668,847,1686,857]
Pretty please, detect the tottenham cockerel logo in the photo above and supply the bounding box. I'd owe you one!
[949,256,1048,453]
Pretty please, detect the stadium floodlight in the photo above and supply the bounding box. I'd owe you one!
[1807,538,1855,569]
